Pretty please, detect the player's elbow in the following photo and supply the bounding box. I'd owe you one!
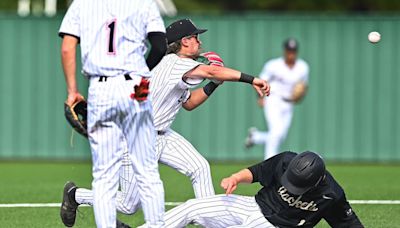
[61,46,73,57]
[205,65,223,78]
[183,103,195,111]
[61,42,75,58]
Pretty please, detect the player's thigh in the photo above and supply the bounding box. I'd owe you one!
[118,86,158,175]
[238,211,276,228]
[166,195,254,227]
[280,107,294,133]
[264,98,284,129]
[159,130,209,174]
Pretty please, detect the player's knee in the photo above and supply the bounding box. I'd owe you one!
[191,158,211,178]
[185,198,201,210]
[118,202,140,215]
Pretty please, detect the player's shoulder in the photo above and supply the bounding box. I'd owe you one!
[296,58,310,69]
[176,55,203,67]
[267,151,297,168]
[320,171,345,199]
[280,151,298,164]
[266,57,283,66]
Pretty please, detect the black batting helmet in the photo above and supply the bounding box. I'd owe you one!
[281,151,326,195]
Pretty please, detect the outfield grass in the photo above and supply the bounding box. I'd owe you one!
[0,161,399,227]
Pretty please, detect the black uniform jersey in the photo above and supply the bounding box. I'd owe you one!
[248,152,364,228]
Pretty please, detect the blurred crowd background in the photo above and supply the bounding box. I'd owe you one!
[0,0,399,162]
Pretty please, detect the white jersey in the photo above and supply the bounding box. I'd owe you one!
[260,57,309,100]
[59,0,165,77]
[150,54,202,131]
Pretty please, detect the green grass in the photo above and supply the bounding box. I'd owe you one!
[0,161,399,227]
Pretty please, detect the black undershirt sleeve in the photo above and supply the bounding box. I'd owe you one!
[146,32,167,70]
[58,32,80,43]
[248,152,296,186]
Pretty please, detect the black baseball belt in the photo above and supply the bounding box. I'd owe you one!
[98,74,132,82]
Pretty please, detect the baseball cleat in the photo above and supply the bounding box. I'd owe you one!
[245,127,257,149]
[60,181,79,227]
[117,219,132,228]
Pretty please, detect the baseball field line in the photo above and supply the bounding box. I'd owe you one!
[0,200,400,208]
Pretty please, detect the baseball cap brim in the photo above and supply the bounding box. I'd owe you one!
[192,28,207,35]
[281,171,311,195]
[285,47,298,51]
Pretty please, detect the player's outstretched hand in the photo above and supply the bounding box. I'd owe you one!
[66,92,85,107]
[252,78,270,97]
[220,176,239,195]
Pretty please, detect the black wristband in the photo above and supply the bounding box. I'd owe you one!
[239,73,255,84]
[203,82,219,96]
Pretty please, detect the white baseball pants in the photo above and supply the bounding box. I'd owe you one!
[140,194,276,228]
[75,128,214,217]
[252,95,293,159]
[87,75,164,228]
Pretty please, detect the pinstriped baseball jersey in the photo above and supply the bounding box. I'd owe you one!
[150,54,203,131]
[59,0,165,77]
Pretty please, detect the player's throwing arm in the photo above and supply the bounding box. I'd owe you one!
[187,65,270,97]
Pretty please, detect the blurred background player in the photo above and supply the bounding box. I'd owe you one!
[147,151,364,228]
[245,38,309,159]
[58,0,167,227]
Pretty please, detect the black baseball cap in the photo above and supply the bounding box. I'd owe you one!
[281,151,326,195]
[166,19,207,44]
[283,38,299,51]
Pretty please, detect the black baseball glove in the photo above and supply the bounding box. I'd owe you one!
[64,100,88,138]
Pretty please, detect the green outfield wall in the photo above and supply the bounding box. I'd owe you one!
[0,13,399,161]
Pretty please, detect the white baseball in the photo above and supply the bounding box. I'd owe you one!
[368,31,381,43]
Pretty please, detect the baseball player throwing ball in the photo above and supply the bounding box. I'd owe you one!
[59,0,167,227]
[246,38,309,159]
[60,18,269,227]
[147,151,364,228]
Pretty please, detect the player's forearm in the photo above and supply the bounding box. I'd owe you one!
[195,65,244,82]
[61,36,79,94]
[231,168,254,184]
[183,88,209,111]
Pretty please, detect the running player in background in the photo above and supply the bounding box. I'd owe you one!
[147,151,364,228]
[58,0,167,227]
[245,38,309,159]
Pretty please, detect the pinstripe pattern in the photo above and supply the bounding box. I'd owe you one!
[147,195,275,228]
[88,76,164,227]
[150,54,202,131]
[157,130,214,198]
[74,129,214,216]
[60,0,165,227]
[73,53,212,225]
[59,0,165,77]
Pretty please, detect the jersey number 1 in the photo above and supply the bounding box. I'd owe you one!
[107,20,116,55]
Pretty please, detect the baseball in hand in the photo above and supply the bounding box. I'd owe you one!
[368,31,381,43]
